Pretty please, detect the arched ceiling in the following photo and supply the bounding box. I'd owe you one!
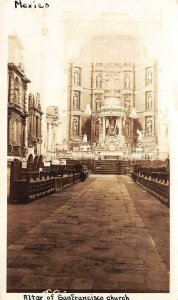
[62,11,161,64]
[79,35,147,64]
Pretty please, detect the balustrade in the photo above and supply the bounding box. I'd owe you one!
[132,166,169,206]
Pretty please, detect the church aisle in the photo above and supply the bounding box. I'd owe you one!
[7,175,169,292]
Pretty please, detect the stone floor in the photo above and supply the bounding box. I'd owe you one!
[7,175,169,293]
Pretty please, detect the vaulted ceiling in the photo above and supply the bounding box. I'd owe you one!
[62,11,161,63]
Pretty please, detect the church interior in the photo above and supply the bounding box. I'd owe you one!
[64,11,169,160]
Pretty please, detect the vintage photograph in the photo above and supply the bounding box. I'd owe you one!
[4,0,172,295]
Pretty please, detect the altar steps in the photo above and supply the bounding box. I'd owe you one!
[94,160,129,175]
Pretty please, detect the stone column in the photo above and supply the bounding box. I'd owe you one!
[39,117,41,139]
[79,116,82,137]
[33,115,35,137]
[29,114,32,136]
[48,122,52,151]
[119,117,122,136]
[9,72,14,104]
[24,119,28,152]
[152,116,155,136]
[143,117,146,133]
[24,84,28,112]
[23,84,28,148]
[103,117,106,139]
[91,92,95,111]
[38,117,41,138]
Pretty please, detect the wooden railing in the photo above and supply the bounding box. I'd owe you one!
[9,159,90,204]
[132,166,169,207]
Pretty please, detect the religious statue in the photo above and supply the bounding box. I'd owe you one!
[74,70,79,85]
[125,97,130,110]
[36,93,41,110]
[72,118,78,134]
[125,74,130,89]
[83,134,87,144]
[146,119,153,135]
[119,135,125,147]
[15,89,19,103]
[22,144,28,158]
[137,129,144,142]
[73,93,79,109]
[96,97,101,110]
[147,69,153,85]
[96,74,102,88]
[123,121,129,138]
[28,93,34,107]
[147,93,152,110]
[105,117,119,136]
[95,118,101,136]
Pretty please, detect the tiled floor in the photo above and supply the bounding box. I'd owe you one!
[7,175,169,292]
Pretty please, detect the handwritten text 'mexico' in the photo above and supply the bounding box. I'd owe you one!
[15,0,49,8]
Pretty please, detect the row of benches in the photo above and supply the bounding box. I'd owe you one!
[9,160,90,204]
[131,166,169,206]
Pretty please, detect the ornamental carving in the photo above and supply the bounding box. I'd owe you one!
[146,68,153,85]
[124,73,131,89]
[73,92,80,109]
[73,68,80,86]
[8,63,30,156]
[95,96,101,110]
[145,117,153,135]
[72,116,79,135]
[146,92,153,110]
